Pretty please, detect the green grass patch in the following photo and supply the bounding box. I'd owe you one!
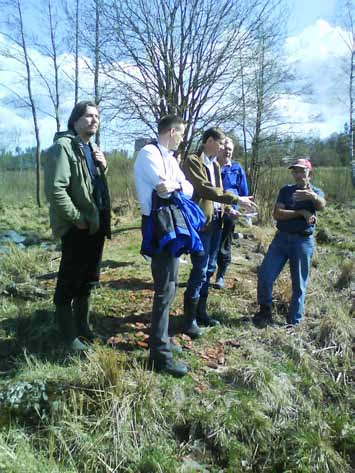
[0,201,354,472]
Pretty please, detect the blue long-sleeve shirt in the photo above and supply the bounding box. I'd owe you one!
[276,184,324,235]
[220,161,248,209]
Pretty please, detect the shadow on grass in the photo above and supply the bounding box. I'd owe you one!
[101,260,133,270]
[101,278,154,291]
[0,309,71,373]
[96,311,185,352]
[36,260,134,282]
[111,225,141,236]
[218,312,288,329]
[215,311,254,328]
[0,302,184,370]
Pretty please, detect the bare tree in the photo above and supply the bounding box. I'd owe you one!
[352,34,355,185]
[92,0,103,145]
[226,6,297,194]
[336,0,355,185]
[62,0,81,105]
[46,0,60,131]
[94,0,100,108]
[239,51,249,171]
[79,0,110,146]
[100,0,282,153]
[33,0,64,132]
[0,0,42,206]
[74,0,79,105]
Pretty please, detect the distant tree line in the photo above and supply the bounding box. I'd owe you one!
[0,131,349,173]
[0,147,129,171]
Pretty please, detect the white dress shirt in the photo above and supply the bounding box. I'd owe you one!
[134,142,193,215]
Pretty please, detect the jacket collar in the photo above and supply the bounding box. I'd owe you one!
[199,152,220,170]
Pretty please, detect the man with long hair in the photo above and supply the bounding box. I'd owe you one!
[44,101,111,350]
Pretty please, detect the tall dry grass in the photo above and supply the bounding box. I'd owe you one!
[0,165,353,221]
[105,152,135,207]
[0,170,43,207]
[256,166,354,223]
[0,153,135,209]
[0,194,353,472]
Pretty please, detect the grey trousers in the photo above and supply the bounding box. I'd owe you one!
[150,250,179,362]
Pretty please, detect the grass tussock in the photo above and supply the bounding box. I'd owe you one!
[313,305,354,358]
[0,244,52,286]
[0,200,50,235]
[335,259,355,290]
[0,199,354,472]
[256,166,354,224]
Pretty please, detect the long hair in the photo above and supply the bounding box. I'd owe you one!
[67,101,97,133]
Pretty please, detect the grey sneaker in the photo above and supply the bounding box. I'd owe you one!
[215,276,224,289]
[71,337,90,351]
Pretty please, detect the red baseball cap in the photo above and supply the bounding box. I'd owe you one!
[288,158,312,171]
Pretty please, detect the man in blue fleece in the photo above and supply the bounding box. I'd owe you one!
[215,137,249,289]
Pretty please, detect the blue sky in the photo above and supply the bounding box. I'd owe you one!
[0,0,351,151]
[289,0,338,34]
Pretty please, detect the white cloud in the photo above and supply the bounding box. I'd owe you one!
[0,19,352,152]
[281,19,350,136]
[286,19,350,61]
[0,33,96,151]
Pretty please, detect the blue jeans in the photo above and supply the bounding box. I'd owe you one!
[185,218,222,299]
[257,232,314,324]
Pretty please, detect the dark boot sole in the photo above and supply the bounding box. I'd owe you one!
[183,328,202,339]
[252,318,273,328]
[148,360,188,377]
[197,318,220,327]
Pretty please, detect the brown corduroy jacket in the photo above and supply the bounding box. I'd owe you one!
[182,152,239,232]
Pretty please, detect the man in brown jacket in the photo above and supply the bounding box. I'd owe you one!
[182,127,256,338]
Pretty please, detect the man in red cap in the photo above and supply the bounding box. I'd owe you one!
[253,156,326,327]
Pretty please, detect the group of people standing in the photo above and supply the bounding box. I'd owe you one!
[44,102,326,377]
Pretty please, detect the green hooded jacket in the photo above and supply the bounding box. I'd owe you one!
[44,130,111,239]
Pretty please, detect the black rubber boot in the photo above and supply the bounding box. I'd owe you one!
[149,357,188,377]
[252,304,273,328]
[183,295,202,339]
[73,295,98,342]
[196,295,220,327]
[55,303,76,344]
[55,303,88,351]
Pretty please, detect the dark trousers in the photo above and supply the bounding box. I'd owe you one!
[54,226,105,305]
[185,218,222,299]
[150,250,179,362]
[217,216,235,271]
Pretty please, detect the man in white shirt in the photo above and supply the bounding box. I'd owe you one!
[134,115,193,377]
